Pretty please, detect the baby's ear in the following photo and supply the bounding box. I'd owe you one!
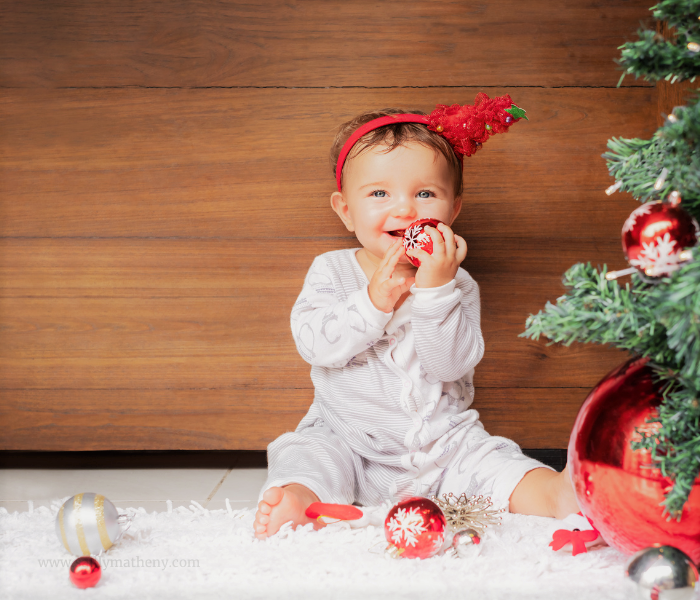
[330,191,355,232]
[450,196,463,224]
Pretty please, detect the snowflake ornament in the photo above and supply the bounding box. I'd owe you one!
[387,506,427,547]
[402,218,444,267]
[629,233,679,275]
[384,497,446,559]
[622,201,698,277]
[622,202,654,235]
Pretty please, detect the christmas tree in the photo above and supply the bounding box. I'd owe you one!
[522,0,700,517]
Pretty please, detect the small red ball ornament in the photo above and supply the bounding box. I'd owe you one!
[622,201,698,277]
[569,356,700,563]
[384,496,447,559]
[403,218,444,267]
[69,556,101,589]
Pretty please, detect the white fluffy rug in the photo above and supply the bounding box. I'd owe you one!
[0,500,665,600]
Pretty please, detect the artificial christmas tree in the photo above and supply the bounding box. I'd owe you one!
[522,0,700,523]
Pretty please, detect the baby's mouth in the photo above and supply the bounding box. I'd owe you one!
[388,230,405,238]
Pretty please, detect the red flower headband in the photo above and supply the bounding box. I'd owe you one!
[335,92,527,191]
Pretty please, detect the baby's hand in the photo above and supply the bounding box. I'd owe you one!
[368,239,416,313]
[407,223,467,288]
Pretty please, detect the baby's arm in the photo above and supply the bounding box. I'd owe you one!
[411,274,485,381]
[407,224,484,381]
[291,254,392,367]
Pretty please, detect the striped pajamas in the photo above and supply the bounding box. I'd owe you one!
[260,248,549,509]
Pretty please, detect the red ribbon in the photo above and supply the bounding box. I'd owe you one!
[549,528,600,556]
[305,502,364,523]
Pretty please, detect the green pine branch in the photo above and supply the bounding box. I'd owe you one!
[521,261,700,516]
[526,0,700,515]
[616,0,700,84]
[603,95,700,221]
[632,376,700,517]
[653,0,700,37]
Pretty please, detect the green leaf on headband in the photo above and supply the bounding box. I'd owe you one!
[505,106,528,121]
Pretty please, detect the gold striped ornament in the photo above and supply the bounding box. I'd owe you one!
[55,493,126,556]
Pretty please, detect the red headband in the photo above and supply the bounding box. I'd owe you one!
[335,93,527,191]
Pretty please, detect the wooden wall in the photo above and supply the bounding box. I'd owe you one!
[1,1,662,451]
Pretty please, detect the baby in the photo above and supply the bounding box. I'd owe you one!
[254,99,579,539]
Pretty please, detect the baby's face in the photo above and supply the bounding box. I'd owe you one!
[333,141,461,266]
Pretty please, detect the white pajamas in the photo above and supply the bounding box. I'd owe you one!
[260,248,550,508]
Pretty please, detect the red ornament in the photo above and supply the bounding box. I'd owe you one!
[569,356,700,563]
[403,218,444,267]
[69,556,101,589]
[622,201,698,277]
[384,497,447,559]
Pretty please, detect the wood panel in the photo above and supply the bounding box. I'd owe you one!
[0,237,627,393]
[0,0,655,89]
[0,1,660,451]
[0,388,585,450]
[1,87,655,240]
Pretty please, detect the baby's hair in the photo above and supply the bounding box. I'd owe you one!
[330,108,463,198]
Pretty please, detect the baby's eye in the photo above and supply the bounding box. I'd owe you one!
[371,190,387,198]
[417,190,434,199]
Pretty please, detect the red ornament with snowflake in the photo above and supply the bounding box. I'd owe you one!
[384,497,447,559]
[622,201,698,277]
[403,218,444,267]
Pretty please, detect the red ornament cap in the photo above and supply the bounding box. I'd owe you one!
[403,218,444,267]
[384,496,447,559]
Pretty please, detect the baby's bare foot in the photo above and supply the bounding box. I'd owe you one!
[253,484,321,539]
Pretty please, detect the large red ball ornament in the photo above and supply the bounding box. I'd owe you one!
[568,356,700,563]
[69,556,101,589]
[622,201,698,277]
[384,496,447,559]
[403,218,444,267]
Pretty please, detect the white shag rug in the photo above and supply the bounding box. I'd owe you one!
[0,499,673,600]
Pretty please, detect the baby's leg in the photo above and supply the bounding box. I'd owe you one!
[254,422,359,539]
[254,483,321,539]
[438,422,579,518]
[508,464,579,519]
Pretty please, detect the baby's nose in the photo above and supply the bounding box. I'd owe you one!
[392,198,417,218]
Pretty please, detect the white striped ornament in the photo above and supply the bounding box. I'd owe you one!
[55,493,122,556]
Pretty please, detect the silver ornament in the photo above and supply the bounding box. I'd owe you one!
[625,545,698,600]
[449,528,481,558]
[55,493,123,556]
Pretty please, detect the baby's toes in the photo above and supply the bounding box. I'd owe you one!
[253,513,268,535]
[257,500,271,515]
[262,486,285,506]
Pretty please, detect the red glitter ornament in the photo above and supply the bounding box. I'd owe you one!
[569,356,700,563]
[69,556,101,589]
[622,201,698,277]
[403,218,444,267]
[384,497,447,559]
